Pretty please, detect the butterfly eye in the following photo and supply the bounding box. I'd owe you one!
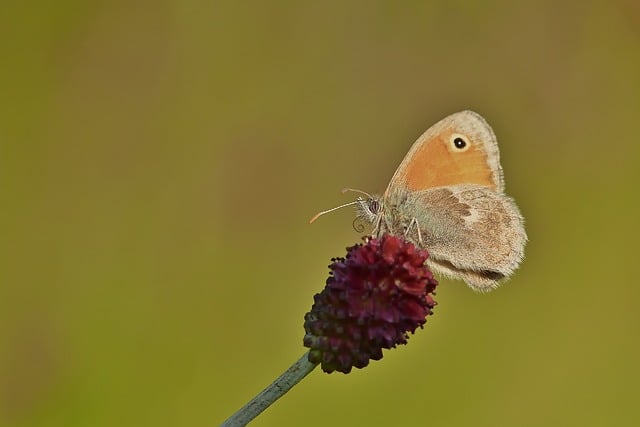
[449,133,470,152]
[369,199,380,214]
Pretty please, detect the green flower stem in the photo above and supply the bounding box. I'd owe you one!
[220,352,318,426]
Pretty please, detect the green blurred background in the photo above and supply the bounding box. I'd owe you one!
[2,1,640,426]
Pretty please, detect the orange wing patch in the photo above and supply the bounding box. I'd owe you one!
[398,129,497,192]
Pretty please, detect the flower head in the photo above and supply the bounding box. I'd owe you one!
[303,234,438,373]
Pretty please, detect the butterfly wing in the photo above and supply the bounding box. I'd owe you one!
[384,184,526,291]
[385,110,505,195]
[370,111,525,290]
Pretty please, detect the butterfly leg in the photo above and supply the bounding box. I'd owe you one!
[405,217,424,246]
[373,214,384,237]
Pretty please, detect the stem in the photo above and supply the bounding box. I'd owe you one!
[220,352,318,426]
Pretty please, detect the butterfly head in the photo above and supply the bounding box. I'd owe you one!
[355,195,383,226]
[309,189,383,227]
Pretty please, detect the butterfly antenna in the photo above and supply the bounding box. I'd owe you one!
[309,200,360,224]
[341,188,374,199]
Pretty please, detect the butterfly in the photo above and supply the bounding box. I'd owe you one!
[312,110,527,292]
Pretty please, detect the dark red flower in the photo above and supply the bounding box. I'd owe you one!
[303,234,438,374]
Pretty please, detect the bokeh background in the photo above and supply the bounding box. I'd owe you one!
[2,1,640,426]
